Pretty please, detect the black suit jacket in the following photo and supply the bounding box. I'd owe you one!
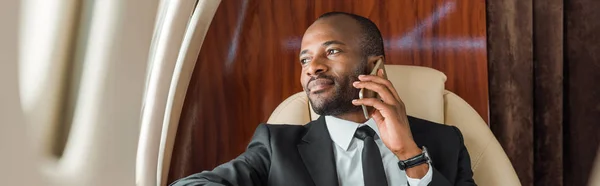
[171,116,476,186]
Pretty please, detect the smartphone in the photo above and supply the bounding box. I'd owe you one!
[359,59,387,119]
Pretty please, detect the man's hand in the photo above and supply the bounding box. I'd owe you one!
[351,69,428,178]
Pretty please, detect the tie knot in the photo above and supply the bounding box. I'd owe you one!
[354,126,376,140]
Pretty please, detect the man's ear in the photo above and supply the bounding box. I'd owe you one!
[367,55,385,69]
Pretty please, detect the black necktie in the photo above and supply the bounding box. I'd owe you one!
[354,125,388,186]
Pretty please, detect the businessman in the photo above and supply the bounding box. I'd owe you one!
[171,12,476,186]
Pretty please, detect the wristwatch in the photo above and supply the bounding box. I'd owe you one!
[398,146,432,170]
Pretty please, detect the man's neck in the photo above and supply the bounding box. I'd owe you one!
[333,111,368,123]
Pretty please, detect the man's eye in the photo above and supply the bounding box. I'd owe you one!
[300,58,310,65]
[327,49,340,55]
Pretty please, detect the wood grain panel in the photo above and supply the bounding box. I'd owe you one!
[168,0,488,184]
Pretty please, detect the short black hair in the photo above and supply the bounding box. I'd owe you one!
[318,12,385,58]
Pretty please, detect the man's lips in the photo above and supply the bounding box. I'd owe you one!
[308,78,334,93]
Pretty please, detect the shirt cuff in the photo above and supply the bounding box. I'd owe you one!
[405,162,433,186]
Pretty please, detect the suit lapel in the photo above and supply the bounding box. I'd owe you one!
[297,116,339,186]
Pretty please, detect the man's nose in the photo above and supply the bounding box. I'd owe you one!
[306,59,328,77]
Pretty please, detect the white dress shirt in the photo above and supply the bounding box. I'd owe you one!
[325,116,433,186]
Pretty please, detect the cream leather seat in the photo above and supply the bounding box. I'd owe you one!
[267,65,521,186]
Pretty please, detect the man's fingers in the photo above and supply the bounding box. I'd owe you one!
[358,70,402,102]
[352,98,392,111]
[353,81,397,104]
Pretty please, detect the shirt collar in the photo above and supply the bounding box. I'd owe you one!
[325,116,381,151]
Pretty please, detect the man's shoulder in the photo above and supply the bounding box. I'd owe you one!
[254,122,311,141]
[408,116,455,130]
[408,116,462,142]
[261,122,310,131]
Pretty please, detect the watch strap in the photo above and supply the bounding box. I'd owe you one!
[398,146,431,170]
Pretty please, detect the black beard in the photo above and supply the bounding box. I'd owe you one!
[306,62,368,116]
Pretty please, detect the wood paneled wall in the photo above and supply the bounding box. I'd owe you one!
[169,0,487,183]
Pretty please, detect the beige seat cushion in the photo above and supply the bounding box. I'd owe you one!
[268,92,312,125]
[444,91,520,185]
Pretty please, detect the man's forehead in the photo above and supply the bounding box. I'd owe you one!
[301,16,361,48]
